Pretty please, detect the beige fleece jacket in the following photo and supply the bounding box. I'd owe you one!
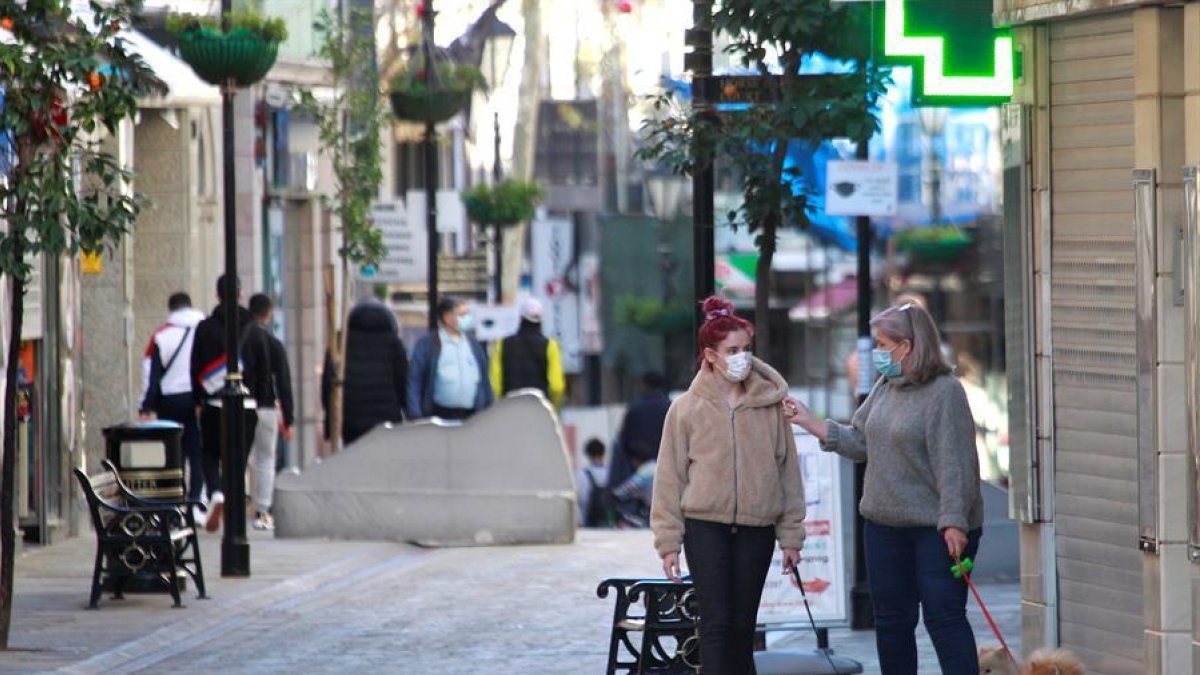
[650,357,806,557]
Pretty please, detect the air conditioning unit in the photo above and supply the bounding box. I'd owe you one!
[287,152,317,193]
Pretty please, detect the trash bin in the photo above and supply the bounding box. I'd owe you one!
[102,420,185,501]
[101,420,186,594]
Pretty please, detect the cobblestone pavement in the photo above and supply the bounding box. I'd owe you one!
[5,527,1019,674]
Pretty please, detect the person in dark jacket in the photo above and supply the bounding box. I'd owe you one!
[190,274,273,532]
[608,371,673,489]
[489,297,565,408]
[322,300,409,445]
[406,296,492,420]
[247,294,293,531]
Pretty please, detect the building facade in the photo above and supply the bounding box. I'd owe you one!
[998,0,1196,671]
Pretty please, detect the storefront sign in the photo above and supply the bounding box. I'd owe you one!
[881,0,1015,106]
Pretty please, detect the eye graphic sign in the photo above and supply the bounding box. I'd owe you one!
[875,0,1016,106]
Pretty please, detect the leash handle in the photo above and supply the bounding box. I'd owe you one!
[953,553,1017,669]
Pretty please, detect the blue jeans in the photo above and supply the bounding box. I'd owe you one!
[864,520,983,675]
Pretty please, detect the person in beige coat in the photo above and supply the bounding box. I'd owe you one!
[650,296,806,675]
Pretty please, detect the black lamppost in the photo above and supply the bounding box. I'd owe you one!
[219,0,249,577]
[481,17,515,304]
[685,1,715,338]
[422,0,439,331]
[647,174,687,386]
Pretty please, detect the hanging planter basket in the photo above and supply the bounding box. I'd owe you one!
[389,89,471,123]
[389,58,485,123]
[895,226,974,264]
[461,180,544,227]
[178,28,280,87]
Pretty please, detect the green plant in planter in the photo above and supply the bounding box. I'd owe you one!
[168,10,288,87]
[616,296,692,335]
[461,180,543,227]
[894,225,973,262]
[388,58,486,123]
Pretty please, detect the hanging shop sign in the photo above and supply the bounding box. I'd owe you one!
[878,0,1015,107]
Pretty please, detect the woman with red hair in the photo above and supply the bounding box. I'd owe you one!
[650,296,807,674]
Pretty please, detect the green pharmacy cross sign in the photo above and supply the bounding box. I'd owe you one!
[877,0,1016,107]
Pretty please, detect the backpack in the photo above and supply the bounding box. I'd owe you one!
[583,468,614,528]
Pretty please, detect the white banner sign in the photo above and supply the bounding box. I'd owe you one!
[356,201,426,284]
[825,159,899,217]
[530,217,582,374]
[758,430,851,626]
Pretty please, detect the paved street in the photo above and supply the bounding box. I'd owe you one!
[5,528,1018,674]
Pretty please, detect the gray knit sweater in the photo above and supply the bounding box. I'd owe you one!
[823,374,984,532]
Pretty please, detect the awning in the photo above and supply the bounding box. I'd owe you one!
[788,275,859,323]
[122,28,219,108]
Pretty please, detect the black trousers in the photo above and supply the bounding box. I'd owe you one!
[155,393,203,502]
[199,404,257,500]
[683,518,776,675]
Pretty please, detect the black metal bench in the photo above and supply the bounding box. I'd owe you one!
[598,577,699,674]
[73,461,207,608]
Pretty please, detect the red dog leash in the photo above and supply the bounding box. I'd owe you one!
[952,554,1018,669]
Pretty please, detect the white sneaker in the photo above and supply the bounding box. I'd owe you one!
[192,505,209,528]
[205,491,225,533]
[253,512,275,531]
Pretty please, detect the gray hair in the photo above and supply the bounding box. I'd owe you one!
[870,302,950,385]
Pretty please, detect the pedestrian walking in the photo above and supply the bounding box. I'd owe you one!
[608,371,672,489]
[650,296,806,675]
[406,296,492,421]
[138,292,205,504]
[611,442,656,529]
[323,299,409,445]
[190,275,273,532]
[247,294,294,531]
[489,297,565,408]
[786,300,985,675]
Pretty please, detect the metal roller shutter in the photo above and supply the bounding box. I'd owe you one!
[1048,12,1142,675]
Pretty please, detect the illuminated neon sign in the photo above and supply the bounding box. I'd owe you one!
[880,0,1015,106]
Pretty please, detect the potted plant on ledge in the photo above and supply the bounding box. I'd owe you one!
[167,10,288,88]
[389,57,485,123]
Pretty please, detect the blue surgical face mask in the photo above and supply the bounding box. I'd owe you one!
[872,346,903,379]
[458,314,475,333]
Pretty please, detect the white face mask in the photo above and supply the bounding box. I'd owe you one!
[721,351,752,383]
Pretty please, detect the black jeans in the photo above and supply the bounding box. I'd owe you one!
[683,518,776,675]
[155,393,202,502]
[199,404,257,500]
[864,520,983,675]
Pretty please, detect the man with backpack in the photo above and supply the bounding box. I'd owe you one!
[576,438,611,527]
[138,292,205,503]
[190,275,273,532]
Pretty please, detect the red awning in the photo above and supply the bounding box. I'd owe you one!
[788,275,859,322]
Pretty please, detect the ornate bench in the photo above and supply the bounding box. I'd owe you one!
[73,461,207,608]
[597,577,699,674]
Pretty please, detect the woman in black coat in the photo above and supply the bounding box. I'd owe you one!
[322,300,408,445]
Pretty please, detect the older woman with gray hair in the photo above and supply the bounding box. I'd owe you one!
[785,301,984,675]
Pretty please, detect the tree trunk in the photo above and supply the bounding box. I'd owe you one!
[503,0,542,303]
[0,242,25,649]
[324,264,343,454]
[755,141,789,359]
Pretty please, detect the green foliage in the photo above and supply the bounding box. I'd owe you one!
[389,58,486,97]
[895,225,973,262]
[295,8,385,266]
[615,295,692,335]
[636,0,889,251]
[0,0,166,280]
[461,180,543,227]
[166,9,289,43]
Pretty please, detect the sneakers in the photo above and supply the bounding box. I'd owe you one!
[192,505,209,528]
[205,491,225,532]
[253,511,275,531]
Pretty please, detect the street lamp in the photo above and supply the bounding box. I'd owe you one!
[917,107,949,225]
[481,17,515,304]
[646,174,688,386]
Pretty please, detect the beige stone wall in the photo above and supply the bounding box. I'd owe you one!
[996,0,1162,25]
